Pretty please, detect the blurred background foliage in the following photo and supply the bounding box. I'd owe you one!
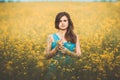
[0,2,120,80]
[0,0,119,2]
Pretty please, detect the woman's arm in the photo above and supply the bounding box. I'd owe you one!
[75,35,82,57]
[45,35,58,59]
[60,35,82,58]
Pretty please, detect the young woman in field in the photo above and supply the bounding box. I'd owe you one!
[44,12,82,80]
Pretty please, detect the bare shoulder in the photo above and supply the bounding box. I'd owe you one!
[47,34,52,38]
[47,34,54,42]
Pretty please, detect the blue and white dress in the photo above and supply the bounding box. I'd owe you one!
[44,33,76,80]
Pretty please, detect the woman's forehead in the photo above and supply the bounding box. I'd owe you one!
[60,16,68,20]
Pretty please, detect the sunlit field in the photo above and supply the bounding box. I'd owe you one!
[0,2,120,80]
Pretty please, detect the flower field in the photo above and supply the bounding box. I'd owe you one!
[0,2,120,80]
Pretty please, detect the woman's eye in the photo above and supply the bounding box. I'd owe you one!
[59,20,67,22]
[64,20,67,22]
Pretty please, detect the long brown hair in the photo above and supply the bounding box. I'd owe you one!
[55,12,77,44]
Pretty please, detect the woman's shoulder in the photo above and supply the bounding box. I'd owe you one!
[47,33,56,42]
[47,33,56,37]
[47,34,53,40]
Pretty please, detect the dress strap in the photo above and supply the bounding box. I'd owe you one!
[52,33,60,42]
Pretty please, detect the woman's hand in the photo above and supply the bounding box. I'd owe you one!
[56,40,81,58]
[59,47,67,54]
[55,39,67,54]
[55,39,64,50]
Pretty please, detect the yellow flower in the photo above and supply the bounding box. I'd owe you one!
[37,61,44,67]
[24,72,27,75]
[8,61,13,64]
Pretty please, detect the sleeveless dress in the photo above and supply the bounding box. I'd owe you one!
[44,33,76,80]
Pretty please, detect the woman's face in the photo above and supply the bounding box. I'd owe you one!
[58,16,69,30]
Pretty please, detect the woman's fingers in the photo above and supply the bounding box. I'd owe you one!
[58,39,63,45]
[58,46,63,49]
[57,40,64,49]
[59,47,67,54]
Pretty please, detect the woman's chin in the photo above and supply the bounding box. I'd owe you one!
[60,28,67,30]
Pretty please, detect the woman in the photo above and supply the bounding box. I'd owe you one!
[44,12,81,80]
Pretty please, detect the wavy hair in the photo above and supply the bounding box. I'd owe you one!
[55,12,77,44]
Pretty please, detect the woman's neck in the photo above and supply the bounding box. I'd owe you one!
[57,29,67,39]
[58,29,66,35]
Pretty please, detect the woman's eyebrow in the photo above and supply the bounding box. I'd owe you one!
[60,19,67,21]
